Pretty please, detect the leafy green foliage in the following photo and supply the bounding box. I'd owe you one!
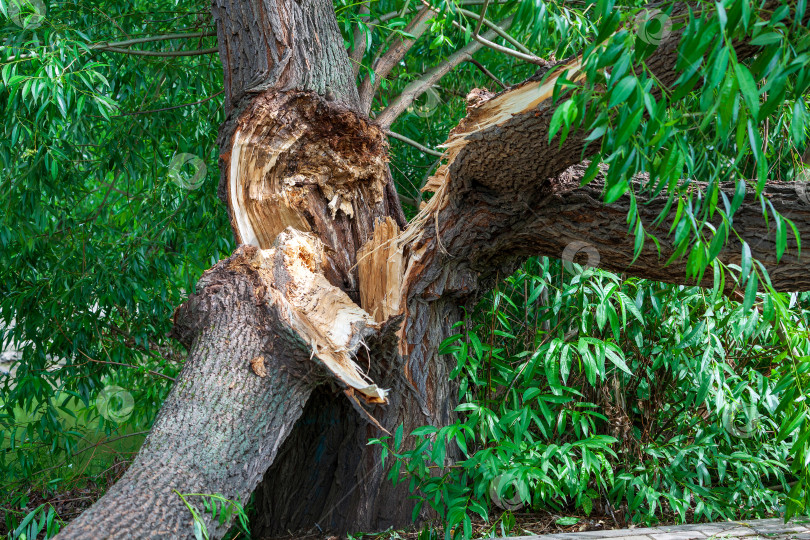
[0,0,230,508]
[173,491,250,540]
[555,0,810,281]
[5,503,62,540]
[1,0,810,536]
[373,258,810,538]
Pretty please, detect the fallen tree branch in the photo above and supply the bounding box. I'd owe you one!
[383,1,810,375]
[480,167,810,292]
[403,0,806,241]
[57,246,319,539]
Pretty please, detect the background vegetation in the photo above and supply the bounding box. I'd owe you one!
[0,0,809,538]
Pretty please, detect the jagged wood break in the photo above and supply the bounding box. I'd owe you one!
[57,0,810,538]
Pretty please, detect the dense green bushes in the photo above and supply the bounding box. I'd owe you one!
[373,257,810,538]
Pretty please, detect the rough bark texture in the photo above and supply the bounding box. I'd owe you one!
[209,0,439,533]
[408,163,810,294]
[57,247,320,539]
[496,170,810,291]
[211,0,361,111]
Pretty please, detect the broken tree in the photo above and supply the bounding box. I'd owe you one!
[57,0,810,538]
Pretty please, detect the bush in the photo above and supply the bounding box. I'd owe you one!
[372,257,810,539]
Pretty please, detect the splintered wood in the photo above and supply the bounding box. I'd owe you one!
[414,58,584,216]
[224,91,389,250]
[357,217,404,322]
[247,229,388,403]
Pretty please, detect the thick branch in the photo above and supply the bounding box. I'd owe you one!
[388,0,810,314]
[420,1,794,201]
[57,247,317,540]
[57,231,390,539]
[477,166,810,292]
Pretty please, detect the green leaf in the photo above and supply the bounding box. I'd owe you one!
[741,242,752,279]
[609,76,636,108]
[678,320,706,350]
[749,32,783,46]
[605,346,632,376]
[730,179,746,216]
[613,107,644,147]
[605,179,629,204]
[394,424,404,450]
[582,495,594,516]
[792,99,807,145]
[734,63,760,119]
[776,213,787,262]
[193,519,206,540]
[707,222,726,263]
[743,271,758,311]
[549,99,578,143]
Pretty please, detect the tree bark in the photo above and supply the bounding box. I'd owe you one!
[57,247,320,539]
[208,0,443,534]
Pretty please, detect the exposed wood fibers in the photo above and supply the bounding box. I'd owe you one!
[245,229,388,403]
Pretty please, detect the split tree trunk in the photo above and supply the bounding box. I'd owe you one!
[58,0,810,538]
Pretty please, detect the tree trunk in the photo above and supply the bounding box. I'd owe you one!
[57,248,320,539]
[57,0,810,538]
